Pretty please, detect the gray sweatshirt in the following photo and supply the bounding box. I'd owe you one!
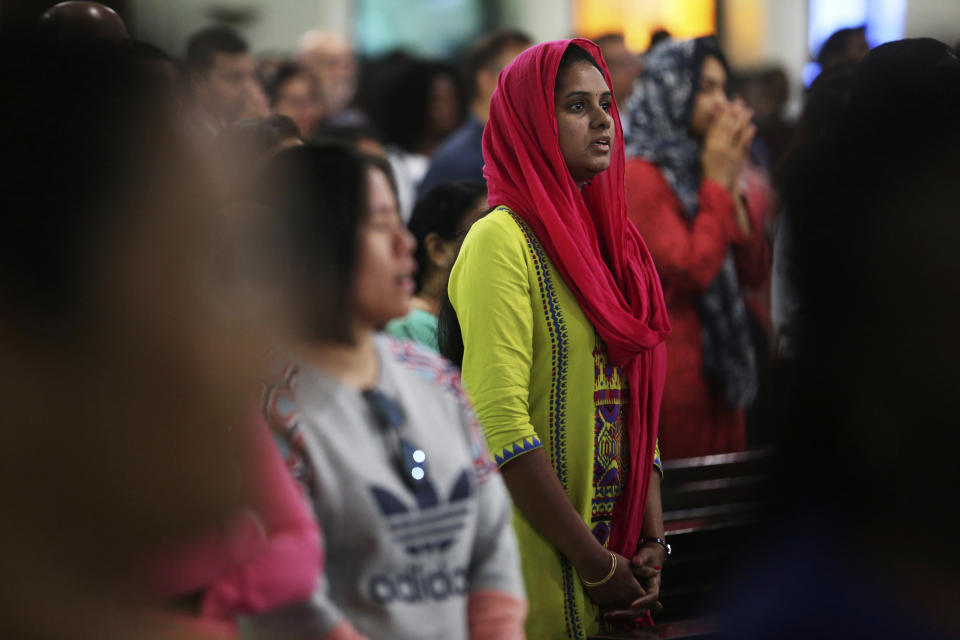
[250,335,524,640]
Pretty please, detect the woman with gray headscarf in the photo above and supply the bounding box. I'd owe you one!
[622,37,770,459]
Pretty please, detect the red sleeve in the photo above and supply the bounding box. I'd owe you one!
[625,157,739,295]
[200,416,322,618]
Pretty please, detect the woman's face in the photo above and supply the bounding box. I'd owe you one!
[274,73,323,138]
[428,73,461,140]
[554,61,614,186]
[351,166,416,329]
[690,55,728,138]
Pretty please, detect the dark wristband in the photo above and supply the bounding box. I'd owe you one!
[640,536,671,556]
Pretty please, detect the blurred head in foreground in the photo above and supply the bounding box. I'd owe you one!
[38,1,129,42]
[0,34,295,638]
[721,38,960,638]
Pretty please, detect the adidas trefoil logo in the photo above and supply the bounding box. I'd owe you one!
[370,468,473,555]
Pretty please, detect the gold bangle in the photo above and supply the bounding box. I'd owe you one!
[581,551,617,588]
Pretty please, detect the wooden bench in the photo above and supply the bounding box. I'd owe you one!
[588,449,774,639]
[658,449,774,623]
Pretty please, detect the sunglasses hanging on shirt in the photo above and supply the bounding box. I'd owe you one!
[362,388,428,493]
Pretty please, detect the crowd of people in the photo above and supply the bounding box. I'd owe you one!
[2,2,959,639]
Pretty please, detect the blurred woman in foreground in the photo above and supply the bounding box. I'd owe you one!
[0,35,295,639]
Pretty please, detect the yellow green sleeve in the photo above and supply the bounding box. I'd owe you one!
[448,212,543,467]
[654,440,663,478]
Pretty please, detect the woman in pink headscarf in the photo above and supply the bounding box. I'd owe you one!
[444,39,671,638]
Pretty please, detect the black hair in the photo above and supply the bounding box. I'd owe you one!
[354,50,417,124]
[816,25,866,68]
[556,42,602,86]
[185,25,248,74]
[408,181,487,292]
[849,36,958,93]
[435,200,495,369]
[437,280,465,368]
[554,43,604,97]
[649,29,672,51]
[0,35,201,335]
[694,35,729,76]
[687,36,730,124]
[781,38,958,203]
[254,143,396,343]
[776,61,855,189]
[376,59,464,153]
[463,29,532,100]
[265,62,310,107]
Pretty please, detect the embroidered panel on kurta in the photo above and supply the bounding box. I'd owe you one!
[590,336,629,547]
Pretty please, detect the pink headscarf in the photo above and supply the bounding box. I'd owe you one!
[483,39,671,557]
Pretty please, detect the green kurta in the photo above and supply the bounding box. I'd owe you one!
[449,207,661,640]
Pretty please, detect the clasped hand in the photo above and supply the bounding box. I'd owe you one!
[580,544,666,624]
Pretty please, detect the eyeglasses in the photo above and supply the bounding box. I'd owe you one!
[362,389,428,492]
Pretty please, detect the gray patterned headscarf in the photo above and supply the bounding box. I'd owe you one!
[623,37,757,408]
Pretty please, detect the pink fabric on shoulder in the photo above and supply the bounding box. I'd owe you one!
[150,410,321,622]
[200,414,322,617]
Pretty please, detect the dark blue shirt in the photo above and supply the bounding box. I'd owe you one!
[417,116,485,200]
[716,519,956,640]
